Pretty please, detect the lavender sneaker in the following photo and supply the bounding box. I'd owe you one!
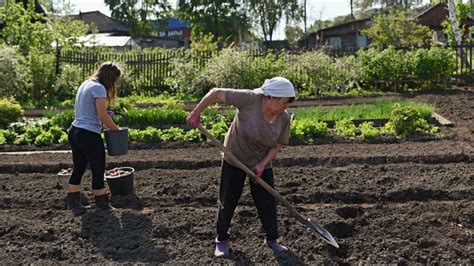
[214,238,230,258]
[265,240,288,252]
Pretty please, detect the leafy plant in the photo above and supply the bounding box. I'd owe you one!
[335,118,357,138]
[359,121,379,139]
[389,103,430,136]
[210,119,229,141]
[34,131,54,146]
[184,128,202,142]
[141,127,162,143]
[46,110,75,130]
[290,119,328,140]
[160,127,185,141]
[0,129,18,144]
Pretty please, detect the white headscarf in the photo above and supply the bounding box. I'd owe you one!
[254,77,294,98]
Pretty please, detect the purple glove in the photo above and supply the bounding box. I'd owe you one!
[107,110,115,118]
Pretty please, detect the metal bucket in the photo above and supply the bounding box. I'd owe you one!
[104,127,129,156]
[105,167,134,196]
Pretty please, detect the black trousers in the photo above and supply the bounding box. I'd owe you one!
[68,126,106,190]
[216,160,279,241]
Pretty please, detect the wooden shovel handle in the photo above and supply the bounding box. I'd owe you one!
[197,124,307,224]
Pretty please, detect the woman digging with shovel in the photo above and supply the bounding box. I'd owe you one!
[187,77,295,258]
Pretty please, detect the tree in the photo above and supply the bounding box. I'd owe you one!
[104,0,170,37]
[308,19,332,33]
[0,0,87,54]
[177,0,248,43]
[354,0,424,12]
[362,9,433,47]
[285,25,304,44]
[245,0,302,42]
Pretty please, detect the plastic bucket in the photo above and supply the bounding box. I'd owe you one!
[105,167,134,196]
[57,169,71,191]
[104,127,129,156]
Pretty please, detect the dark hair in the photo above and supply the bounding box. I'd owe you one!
[90,62,121,105]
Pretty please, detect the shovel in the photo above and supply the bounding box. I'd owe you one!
[197,124,339,248]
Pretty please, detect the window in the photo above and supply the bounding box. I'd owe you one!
[329,37,341,48]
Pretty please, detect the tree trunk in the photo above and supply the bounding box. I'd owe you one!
[447,0,470,73]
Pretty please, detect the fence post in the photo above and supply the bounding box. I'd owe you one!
[55,41,61,76]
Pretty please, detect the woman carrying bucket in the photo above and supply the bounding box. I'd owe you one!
[187,77,295,257]
[66,62,121,215]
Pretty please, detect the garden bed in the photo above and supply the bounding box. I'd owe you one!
[0,89,472,264]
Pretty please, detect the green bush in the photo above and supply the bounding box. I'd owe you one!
[0,45,29,100]
[408,47,456,89]
[165,55,213,98]
[27,48,57,106]
[389,103,430,136]
[55,64,83,101]
[357,47,408,91]
[47,110,74,130]
[0,98,24,128]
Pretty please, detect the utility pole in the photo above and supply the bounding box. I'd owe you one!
[303,0,307,47]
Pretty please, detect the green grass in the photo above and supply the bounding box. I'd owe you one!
[293,99,434,121]
[120,93,184,109]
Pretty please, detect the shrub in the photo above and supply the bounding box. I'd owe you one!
[55,64,83,101]
[47,110,75,130]
[0,45,29,100]
[0,98,24,128]
[27,48,57,106]
[389,103,430,136]
[165,55,213,98]
[357,47,408,91]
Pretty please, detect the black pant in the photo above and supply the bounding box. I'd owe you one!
[68,126,106,190]
[216,160,279,241]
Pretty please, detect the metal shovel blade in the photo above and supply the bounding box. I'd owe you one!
[303,218,339,248]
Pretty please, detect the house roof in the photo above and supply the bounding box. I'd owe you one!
[309,18,371,36]
[71,11,129,35]
[77,33,136,47]
[414,3,474,28]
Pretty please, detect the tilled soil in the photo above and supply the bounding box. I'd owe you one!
[0,89,473,264]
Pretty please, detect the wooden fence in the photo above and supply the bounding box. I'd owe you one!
[57,43,474,94]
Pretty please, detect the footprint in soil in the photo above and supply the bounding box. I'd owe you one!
[80,211,169,263]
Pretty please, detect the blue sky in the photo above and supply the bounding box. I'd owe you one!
[68,0,431,40]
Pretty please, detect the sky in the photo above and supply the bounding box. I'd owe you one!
[67,0,430,40]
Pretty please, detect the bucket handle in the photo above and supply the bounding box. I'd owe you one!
[106,109,129,127]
